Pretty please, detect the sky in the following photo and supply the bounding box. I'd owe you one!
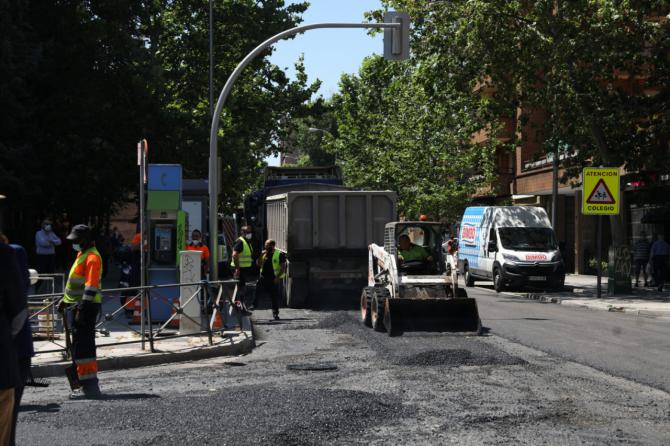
[270,0,385,97]
[266,0,384,165]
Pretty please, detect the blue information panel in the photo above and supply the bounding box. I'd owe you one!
[148,164,182,191]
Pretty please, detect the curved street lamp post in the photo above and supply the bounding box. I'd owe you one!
[209,14,409,279]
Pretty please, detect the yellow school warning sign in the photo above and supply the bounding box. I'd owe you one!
[582,167,620,215]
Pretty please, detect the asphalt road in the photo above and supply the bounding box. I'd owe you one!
[469,284,670,393]
[16,295,670,445]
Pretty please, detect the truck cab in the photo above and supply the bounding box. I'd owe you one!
[458,206,565,292]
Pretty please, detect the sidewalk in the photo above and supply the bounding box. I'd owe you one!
[544,274,670,318]
[31,309,254,378]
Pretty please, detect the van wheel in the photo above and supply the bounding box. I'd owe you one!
[493,268,504,293]
[465,268,475,287]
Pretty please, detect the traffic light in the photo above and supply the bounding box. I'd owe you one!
[383,11,410,61]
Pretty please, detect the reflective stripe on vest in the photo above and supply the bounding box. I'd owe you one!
[231,237,253,268]
[64,247,103,304]
[261,249,285,278]
[75,357,98,380]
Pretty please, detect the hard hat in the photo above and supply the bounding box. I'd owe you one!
[419,214,428,221]
[67,224,91,243]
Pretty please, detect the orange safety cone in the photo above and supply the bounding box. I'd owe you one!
[131,298,141,325]
[212,310,223,330]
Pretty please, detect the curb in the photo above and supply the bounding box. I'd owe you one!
[31,332,254,378]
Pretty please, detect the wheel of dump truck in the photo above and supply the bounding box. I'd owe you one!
[360,287,373,327]
[371,288,389,332]
[465,267,475,287]
[493,268,505,293]
[286,277,308,308]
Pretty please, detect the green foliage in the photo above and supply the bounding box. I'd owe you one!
[284,100,338,167]
[384,0,670,176]
[332,56,501,220]
[0,0,320,243]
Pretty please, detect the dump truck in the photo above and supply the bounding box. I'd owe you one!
[361,221,481,336]
[265,191,397,307]
[244,166,347,252]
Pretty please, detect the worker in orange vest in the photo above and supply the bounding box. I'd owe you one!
[184,229,210,276]
[58,224,103,399]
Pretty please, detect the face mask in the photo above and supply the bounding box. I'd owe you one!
[72,243,82,252]
[245,233,252,240]
[44,225,52,232]
[192,240,201,245]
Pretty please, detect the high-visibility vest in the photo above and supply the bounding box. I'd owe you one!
[260,249,286,279]
[63,247,103,304]
[231,237,253,268]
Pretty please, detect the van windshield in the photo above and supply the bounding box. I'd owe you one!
[498,227,557,251]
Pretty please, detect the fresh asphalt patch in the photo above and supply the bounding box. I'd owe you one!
[312,311,526,368]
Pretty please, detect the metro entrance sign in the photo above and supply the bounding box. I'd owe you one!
[582,167,620,215]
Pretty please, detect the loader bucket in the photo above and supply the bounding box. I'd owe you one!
[383,298,481,336]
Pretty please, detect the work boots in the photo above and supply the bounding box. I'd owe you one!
[70,379,102,400]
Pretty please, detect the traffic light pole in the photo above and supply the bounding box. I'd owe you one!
[208,20,404,280]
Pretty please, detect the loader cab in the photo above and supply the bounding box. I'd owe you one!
[384,222,446,275]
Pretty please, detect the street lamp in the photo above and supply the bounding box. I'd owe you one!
[208,16,409,280]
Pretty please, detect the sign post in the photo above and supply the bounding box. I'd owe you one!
[582,167,620,298]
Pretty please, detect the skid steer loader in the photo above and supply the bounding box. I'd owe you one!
[360,221,481,336]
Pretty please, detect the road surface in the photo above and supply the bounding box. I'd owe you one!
[17,292,670,445]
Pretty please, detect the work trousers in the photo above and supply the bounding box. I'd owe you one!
[69,302,101,386]
[235,268,255,305]
[652,255,668,291]
[254,277,280,315]
[633,258,649,284]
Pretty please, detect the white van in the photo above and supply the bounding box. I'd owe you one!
[458,206,565,292]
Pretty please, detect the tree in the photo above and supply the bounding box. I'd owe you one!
[332,56,500,220]
[0,0,321,246]
[145,0,320,212]
[283,99,338,167]
[382,0,670,242]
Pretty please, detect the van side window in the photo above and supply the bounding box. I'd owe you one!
[489,228,497,243]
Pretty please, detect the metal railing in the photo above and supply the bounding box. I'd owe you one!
[28,279,247,356]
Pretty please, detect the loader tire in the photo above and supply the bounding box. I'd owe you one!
[371,288,389,332]
[383,299,399,337]
[360,287,373,327]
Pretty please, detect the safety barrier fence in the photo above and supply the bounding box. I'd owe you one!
[28,279,245,356]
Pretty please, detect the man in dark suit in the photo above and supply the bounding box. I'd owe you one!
[0,241,28,445]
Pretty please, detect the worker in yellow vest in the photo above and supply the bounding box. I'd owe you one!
[230,226,255,315]
[58,224,103,399]
[251,239,286,320]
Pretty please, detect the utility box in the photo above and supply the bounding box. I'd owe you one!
[179,250,202,334]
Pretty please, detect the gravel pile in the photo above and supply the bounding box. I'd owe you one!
[396,348,526,367]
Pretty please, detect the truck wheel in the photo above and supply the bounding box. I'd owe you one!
[493,268,505,293]
[465,268,475,287]
[286,277,308,308]
[360,287,373,327]
[371,288,389,332]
